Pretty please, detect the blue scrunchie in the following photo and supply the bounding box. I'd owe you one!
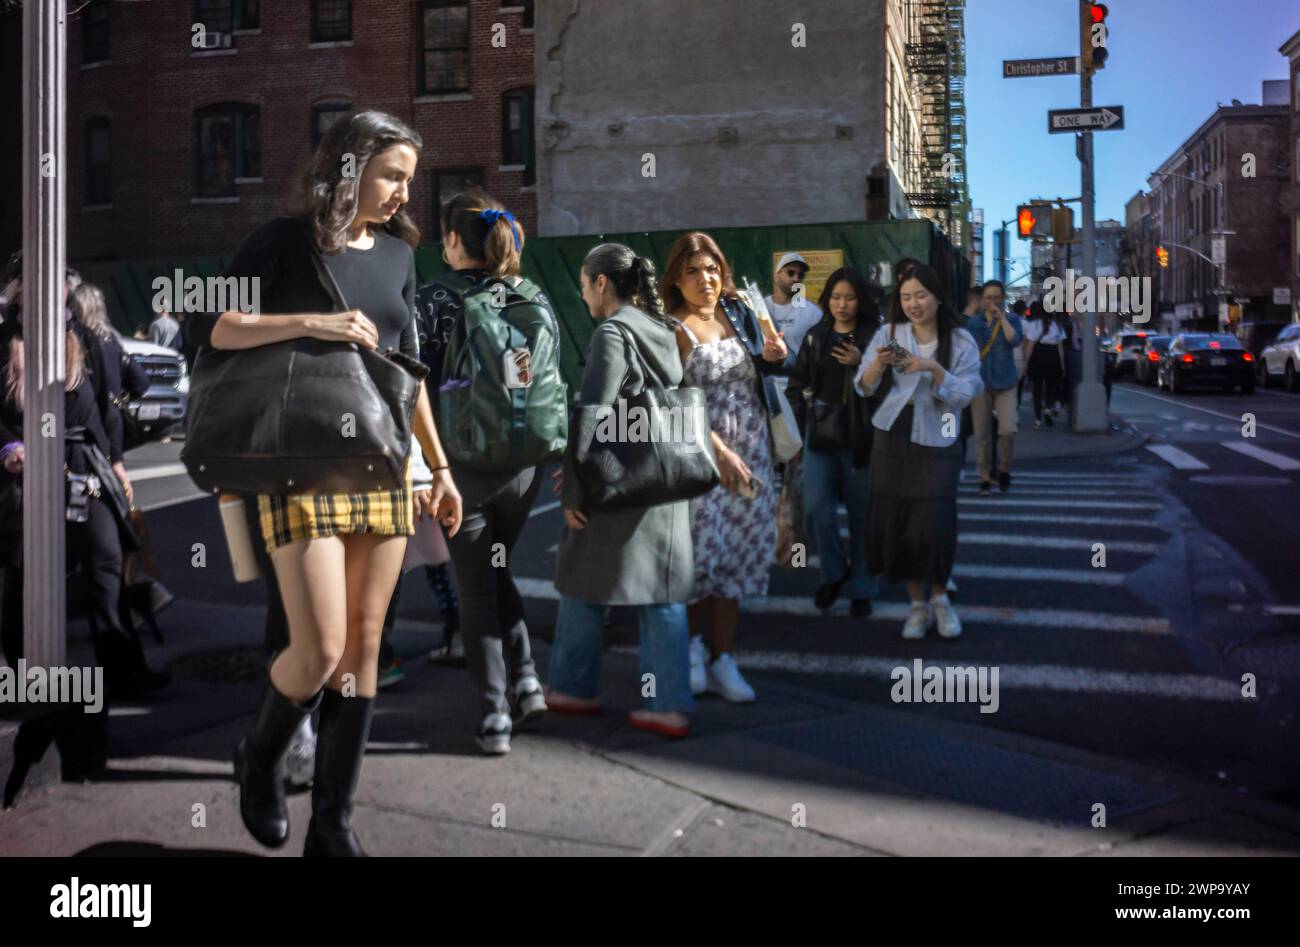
[478,208,521,252]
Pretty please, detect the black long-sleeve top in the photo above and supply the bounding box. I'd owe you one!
[183,217,418,359]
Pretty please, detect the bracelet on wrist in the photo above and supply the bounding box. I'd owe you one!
[429,465,449,472]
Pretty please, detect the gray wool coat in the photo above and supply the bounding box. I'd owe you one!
[554,305,694,605]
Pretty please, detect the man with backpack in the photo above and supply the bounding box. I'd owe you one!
[415,191,567,755]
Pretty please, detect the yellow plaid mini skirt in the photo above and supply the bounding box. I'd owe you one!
[257,456,414,556]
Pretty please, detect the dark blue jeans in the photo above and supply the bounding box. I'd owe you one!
[801,443,876,599]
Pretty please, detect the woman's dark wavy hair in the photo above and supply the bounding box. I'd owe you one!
[582,242,669,325]
[289,110,422,255]
[886,263,963,370]
[816,266,882,329]
[657,232,739,313]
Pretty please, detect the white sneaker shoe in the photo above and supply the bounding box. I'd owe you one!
[901,603,932,640]
[689,636,708,695]
[707,653,756,702]
[932,598,963,639]
[283,715,316,788]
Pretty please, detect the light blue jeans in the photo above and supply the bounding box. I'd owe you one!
[548,597,695,714]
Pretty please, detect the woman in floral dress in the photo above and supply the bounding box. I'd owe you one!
[661,232,787,703]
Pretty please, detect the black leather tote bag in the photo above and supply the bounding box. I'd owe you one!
[572,323,720,513]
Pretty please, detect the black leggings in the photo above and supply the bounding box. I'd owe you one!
[2,495,127,664]
[445,466,543,719]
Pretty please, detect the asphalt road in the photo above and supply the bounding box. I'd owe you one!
[125,382,1300,809]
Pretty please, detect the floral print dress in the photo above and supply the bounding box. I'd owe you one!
[675,322,776,601]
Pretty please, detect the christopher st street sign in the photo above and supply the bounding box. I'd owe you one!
[1003,57,1079,78]
[1047,106,1125,133]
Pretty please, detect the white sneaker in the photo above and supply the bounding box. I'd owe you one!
[901,603,932,640]
[689,636,708,695]
[932,598,963,639]
[945,577,958,594]
[283,715,316,788]
[707,653,756,703]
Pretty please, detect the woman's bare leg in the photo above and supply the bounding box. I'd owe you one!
[334,533,408,698]
[267,535,349,703]
[710,596,739,658]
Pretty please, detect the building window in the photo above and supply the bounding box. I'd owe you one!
[312,103,353,150]
[195,104,261,197]
[85,118,111,205]
[194,0,259,34]
[521,0,534,28]
[83,1,110,64]
[418,2,470,95]
[312,0,352,42]
[431,168,484,227]
[502,88,534,184]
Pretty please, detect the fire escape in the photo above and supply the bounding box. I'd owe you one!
[904,0,969,249]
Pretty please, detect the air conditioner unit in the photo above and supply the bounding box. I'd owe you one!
[199,31,232,49]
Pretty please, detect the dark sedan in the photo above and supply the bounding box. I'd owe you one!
[1157,333,1255,394]
[1134,335,1170,386]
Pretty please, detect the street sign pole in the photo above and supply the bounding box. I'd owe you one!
[1073,11,1106,434]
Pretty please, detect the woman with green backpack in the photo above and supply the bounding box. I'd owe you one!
[414,189,567,755]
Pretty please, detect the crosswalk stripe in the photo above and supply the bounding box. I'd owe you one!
[838,527,1159,554]
[127,462,191,482]
[513,578,1170,634]
[959,497,1159,510]
[957,512,1156,528]
[949,564,1126,586]
[1145,444,1209,470]
[616,648,1239,702]
[1220,441,1300,471]
[958,488,1152,498]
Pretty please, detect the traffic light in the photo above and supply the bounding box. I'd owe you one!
[1157,246,1169,269]
[1052,206,1076,243]
[1081,1,1109,75]
[1016,203,1053,240]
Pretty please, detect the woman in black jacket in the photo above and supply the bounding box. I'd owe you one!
[0,279,168,695]
[185,110,463,857]
[787,266,881,617]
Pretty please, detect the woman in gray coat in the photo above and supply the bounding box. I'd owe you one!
[546,243,695,738]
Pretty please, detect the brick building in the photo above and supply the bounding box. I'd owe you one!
[1146,83,1291,333]
[36,0,538,264]
[1282,28,1300,324]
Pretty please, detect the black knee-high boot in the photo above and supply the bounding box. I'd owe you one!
[233,682,322,848]
[304,688,374,857]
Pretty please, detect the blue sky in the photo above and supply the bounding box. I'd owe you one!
[965,0,1300,282]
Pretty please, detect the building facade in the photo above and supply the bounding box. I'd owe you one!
[1146,83,1291,333]
[532,0,969,252]
[53,0,538,262]
[1282,28,1300,324]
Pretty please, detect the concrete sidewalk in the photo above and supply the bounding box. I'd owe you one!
[3,599,1299,856]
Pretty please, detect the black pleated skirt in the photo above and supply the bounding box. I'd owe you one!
[866,404,962,585]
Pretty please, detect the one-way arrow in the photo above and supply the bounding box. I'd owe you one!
[1047,105,1125,133]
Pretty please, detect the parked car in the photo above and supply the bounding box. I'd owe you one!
[1257,323,1300,391]
[1110,330,1151,378]
[1235,321,1286,360]
[119,337,189,444]
[1134,335,1171,386]
[1156,333,1255,395]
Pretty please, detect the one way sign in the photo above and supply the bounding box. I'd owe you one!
[1047,106,1125,133]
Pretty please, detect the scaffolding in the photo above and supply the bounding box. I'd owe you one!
[904,0,970,251]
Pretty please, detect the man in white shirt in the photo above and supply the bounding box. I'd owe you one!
[764,253,823,370]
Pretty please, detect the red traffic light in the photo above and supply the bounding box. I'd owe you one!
[1017,207,1037,237]
[1090,3,1109,23]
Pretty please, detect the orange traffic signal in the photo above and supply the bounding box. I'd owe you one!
[1157,246,1169,268]
[1017,206,1038,238]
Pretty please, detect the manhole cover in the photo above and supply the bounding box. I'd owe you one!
[168,647,268,684]
[1188,475,1292,487]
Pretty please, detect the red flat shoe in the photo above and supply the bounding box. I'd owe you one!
[544,689,602,716]
[627,711,689,739]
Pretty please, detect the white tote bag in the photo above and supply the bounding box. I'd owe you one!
[769,383,802,463]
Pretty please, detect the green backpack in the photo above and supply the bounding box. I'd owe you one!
[436,271,568,473]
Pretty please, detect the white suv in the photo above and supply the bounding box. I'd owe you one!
[1258,324,1300,391]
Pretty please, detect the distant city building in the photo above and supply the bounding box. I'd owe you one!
[1281,27,1300,324]
[1147,81,1291,333]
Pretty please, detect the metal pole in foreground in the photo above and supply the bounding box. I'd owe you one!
[1072,20,1107,433]
[22,0,67,669]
